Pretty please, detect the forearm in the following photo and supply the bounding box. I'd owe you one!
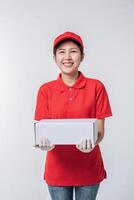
[95,131,104,145]
[95,119,105,145]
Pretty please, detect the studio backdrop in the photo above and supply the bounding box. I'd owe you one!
[0,0,134,199]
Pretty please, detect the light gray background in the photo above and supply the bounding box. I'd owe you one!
[0,0,134,199]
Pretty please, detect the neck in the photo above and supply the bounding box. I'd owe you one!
[61,71,79,86]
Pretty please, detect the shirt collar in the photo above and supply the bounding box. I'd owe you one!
[57,71,87,92]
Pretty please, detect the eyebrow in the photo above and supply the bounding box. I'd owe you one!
[57,48,78,51]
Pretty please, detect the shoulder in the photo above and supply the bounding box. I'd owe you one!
[39,79,57,92]
[86,77,105,89]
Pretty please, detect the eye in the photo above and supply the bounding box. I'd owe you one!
[71,50,77,53]
[58,50,65,54]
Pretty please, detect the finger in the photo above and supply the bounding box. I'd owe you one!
[82,139,88,150]
[46,138,51,145]
[39,138,43,147]
[77,139,93,153]
[79,138,84,150]
[40,146,48,151]
[42,137,48,146]
[89,139,93,149]
[76,144,80,150]
[76,142,86,152]
[86,139,91,150]
[40,141,49,150]
[44,137,52,146]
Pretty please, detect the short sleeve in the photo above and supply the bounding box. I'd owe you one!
[34,86,49,120]
[95,81,112,119]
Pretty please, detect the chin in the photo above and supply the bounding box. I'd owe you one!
[61,68,78,75]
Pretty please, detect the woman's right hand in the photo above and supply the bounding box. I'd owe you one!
[35,137,55,151]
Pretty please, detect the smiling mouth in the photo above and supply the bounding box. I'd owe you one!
[63,62,73,66]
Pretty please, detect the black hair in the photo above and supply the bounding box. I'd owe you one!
[53,39,84,56]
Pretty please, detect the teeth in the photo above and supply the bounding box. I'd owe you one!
[63,63,73,65]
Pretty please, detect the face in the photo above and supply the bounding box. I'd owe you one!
[54,40,84,76]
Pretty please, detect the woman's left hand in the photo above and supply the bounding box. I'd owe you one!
[76,138,95,153]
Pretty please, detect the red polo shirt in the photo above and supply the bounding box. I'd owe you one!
[34,71,112,186]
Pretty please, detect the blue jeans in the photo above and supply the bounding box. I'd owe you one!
[48,184,100,200]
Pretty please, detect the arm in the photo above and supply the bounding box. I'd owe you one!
[95,119,105,145]
[34,87,55,151]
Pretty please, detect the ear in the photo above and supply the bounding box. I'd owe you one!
[53,54,56,62]
[81,53,85,62]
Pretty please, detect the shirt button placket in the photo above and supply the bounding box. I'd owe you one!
[69,87,73,101]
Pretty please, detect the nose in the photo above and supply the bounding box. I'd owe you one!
[64,52,71,59]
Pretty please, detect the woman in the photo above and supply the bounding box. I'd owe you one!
[34,31,112,200]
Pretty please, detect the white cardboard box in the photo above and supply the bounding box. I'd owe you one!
[34,118,98,145]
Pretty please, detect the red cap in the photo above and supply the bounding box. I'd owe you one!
[53,31,84,50]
